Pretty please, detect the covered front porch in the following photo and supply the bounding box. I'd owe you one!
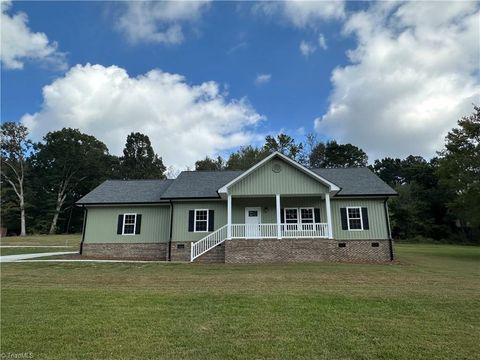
[226,194,333,240]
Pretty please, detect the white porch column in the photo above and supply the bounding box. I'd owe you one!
[325,193,333,239]
[227,194,232,240]
[276,194,281,239]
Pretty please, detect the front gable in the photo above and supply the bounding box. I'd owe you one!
[224,154,335,196]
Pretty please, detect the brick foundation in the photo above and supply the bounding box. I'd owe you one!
[224,239,393,264]
[82,243,167,260]
[82,239,393,263]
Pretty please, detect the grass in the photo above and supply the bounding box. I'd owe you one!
[1,241,479,359]
[0,234,81,247]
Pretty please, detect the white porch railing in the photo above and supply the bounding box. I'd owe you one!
[191,225,227,261]
[231,223,278,238]
[281,223,328,238]
[231,223,329,239]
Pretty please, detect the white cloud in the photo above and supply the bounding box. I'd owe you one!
[115,1,210,44]
[316,1,480,160]
[300,33,328,57]
[299,40,316,57]
[318,33,327,50]
[21,64,265,168]
[253,1,345,28]
[255,73,272,86]
[0,0,66,70]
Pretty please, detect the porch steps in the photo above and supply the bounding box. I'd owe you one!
[193,243,225,263]
[191,225,227,262]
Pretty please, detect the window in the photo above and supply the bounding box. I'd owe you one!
[300,208,314,230]
[248,210,258,217]
[194,209,209,232]
[123,213,137,235]
[347,207,363,230]
[300,208,314,223]
[284,208,298,223]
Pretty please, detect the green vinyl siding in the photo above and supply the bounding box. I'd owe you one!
[171,201,227,242]
[229,158,329,196]
[331,198,389,240]
[84,206,170,244]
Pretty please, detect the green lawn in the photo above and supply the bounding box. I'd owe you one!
[0,234,81,247]
[0,247,76,256]
[1,243,479,359]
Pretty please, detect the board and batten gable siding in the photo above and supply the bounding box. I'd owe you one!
[171,201,227,242]
[228,158,329,196]
[331,198,389,240]
[84,206,170,244]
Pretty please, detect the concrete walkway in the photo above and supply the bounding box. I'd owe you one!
[0,251,78,263]
[0,245,76,248]
[16,259,161,263]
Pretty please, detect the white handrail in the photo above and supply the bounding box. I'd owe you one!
[190,225,227,261]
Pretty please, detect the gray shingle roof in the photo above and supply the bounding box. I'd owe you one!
[76,179,174,204]
[77,167,396,205]
[311,167,397,196]
[161,171,243,198]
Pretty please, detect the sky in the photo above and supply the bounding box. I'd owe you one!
[1,0,479,169]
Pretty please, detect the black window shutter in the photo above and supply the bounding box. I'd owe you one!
[208,210,214,231]
[188,210,195,232]
[362,207,369,230]
[340,208,348,230]
[280,208,284,223]
[135,214,142,234]
[314,208,321,223]
[117,214,124,234]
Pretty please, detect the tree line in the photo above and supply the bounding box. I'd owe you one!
[1,106,478,243]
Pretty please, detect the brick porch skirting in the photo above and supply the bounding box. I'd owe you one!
[170,241,225,263]
[82,243,167,260]
[224,239,393,264]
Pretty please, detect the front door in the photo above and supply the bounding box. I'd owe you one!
[245,207,261,238]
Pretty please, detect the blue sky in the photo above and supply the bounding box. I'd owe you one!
[2,1,479,168]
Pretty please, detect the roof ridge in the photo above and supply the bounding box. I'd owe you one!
[105,179,173,182]
[179,170,244,173]
[311,167,370,170]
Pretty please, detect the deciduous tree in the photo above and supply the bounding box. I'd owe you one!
[0,122,33,236]
[195,156,225,171]
[309,140,368,168]
[437,105,480,236]
[32,128,112,234]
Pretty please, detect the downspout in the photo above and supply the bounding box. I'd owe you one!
[79,206,88,255]
[168,200,174,261]
[384,198,394,261]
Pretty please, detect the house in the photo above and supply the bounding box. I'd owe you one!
[76,152,397,263]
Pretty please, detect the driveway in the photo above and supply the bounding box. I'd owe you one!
[0,251,78,263]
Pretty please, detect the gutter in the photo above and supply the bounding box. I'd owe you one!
[168,200,174,261]
[384,198,394,261]
[79,206,88,255]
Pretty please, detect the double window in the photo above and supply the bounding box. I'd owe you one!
[284,208,315,223]
[347,207,363,230]
[284,208,316,230]
[194,209,209,232]
[122,213,137,235]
